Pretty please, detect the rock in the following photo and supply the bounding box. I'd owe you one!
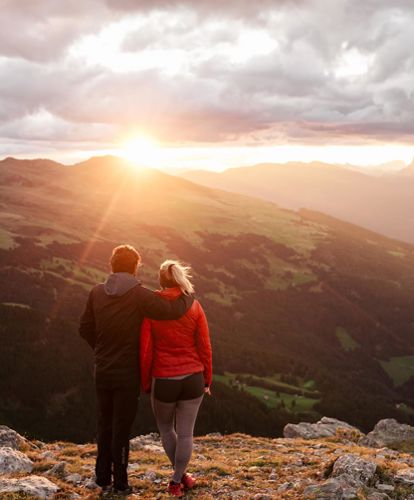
[65,473,83,484]
[46,461,67,477]
[376,483,394,492]
[0,447,33,473]
[304,479,344,499]
[142,444,164,453]
[0,475,59,499]
[268,469,278,481]
[277,481,294,491]
[283,417,361,439]
[39,450,56,460]
[304,457,376,500]
[84,479,99,489]
[359,418,414,448]
[206,432,222,438]
[143,470,157,481]
[394,467,414,485]
[367,493,391,500]
[332,453,377,484]
[0,425,26,450]
[252,495,272,500]
[129,433,160,451]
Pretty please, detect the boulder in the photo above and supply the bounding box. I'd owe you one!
[283,417,360,439]
[332,454,377,484]
[360,419,414,448]
[304,454,378,499]
[0,475,59,499]
[0,425,26,450]
[0,447,33,474]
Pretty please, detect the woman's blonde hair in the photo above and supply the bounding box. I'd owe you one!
[159,260,195,295]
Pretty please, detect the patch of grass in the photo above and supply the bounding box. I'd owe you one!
[335,327,359,351]
[379,355,414,386]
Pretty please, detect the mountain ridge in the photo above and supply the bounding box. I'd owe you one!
[1,156,414,443]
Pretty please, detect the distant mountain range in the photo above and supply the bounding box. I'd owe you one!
[181,159,414,243]
[1,156,414,442]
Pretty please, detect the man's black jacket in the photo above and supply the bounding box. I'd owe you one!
[79,272,193,383]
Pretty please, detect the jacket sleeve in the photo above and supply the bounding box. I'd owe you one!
[139,286,194,320]
[140,318,154,393]
[79,289,96,349]
[195,303,213,387]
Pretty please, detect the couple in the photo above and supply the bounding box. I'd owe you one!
[79,244,212,497]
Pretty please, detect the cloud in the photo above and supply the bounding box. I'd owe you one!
[0,0,414,157]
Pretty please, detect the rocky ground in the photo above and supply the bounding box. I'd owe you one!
[0,418,414,499]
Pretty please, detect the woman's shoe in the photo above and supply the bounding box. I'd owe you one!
[168,481,184,497]
[181,473,196,489]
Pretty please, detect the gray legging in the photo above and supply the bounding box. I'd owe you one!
[151,392,204,483]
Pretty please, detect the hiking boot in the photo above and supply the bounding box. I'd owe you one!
[181,473,196,489]
[113,485,133,496]
[100,484,112,496]
[168,481,184,497]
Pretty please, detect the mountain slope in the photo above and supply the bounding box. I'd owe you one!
[1,156,414,442]
[181,161,414,243]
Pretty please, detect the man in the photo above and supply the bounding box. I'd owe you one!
[79,244,193,495]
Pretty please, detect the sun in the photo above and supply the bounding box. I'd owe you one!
[120,135,160,165]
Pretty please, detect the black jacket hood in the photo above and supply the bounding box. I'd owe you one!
[103,272,139,297]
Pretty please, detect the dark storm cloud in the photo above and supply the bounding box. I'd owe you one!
[0,0,414,152]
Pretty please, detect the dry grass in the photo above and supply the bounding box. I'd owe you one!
[3,433,414,499]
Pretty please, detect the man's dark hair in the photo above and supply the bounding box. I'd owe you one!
[110,244,141,274]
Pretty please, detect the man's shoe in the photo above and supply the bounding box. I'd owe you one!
[100,485,112,496]
[168,481,184,497]
[181,473,196,489]
[113,485,133,496]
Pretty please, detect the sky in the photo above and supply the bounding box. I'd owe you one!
[1,0,414,171]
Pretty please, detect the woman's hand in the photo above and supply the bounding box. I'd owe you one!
[204,387,212,396]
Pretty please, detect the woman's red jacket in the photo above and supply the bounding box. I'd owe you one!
[140,287,212,393]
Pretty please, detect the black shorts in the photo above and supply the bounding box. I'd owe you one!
[153,372,205,403]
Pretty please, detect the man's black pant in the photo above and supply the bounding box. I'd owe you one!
[95,378,139,490]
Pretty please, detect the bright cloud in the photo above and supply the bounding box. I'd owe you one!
[0,0,413,167]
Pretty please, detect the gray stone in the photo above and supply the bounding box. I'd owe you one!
[65,473,83,484]
[283,417,361,439]
[332,454,377,484]
[375,483,394,492]
[0,476,59,499]
[304,479,344,499]
[144,470,157,481]
[367,493,391,500]
[360,418,414,448]
[0,447,33,473]
[84,479,99,489]
[0,425,26,450]
[277,481,294,491]
[394,467,414,485]
[129,433,160,451]
[46,461,67,477]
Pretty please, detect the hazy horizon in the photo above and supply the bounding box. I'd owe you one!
[1,1,414,171]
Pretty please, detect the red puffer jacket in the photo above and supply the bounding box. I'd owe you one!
[140,287,212,393]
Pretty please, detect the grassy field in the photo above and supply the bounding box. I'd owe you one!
[335,326,360,351]
[379,356,414,386]
[213,373,320,414]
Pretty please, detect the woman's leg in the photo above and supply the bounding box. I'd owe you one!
[151,383,178,467]
[173,395,204,483]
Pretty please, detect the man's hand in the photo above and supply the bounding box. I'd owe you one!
[204,387,212,396]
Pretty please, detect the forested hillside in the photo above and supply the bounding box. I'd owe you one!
[1,156,414,442]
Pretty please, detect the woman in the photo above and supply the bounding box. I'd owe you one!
[140,260,212,497]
